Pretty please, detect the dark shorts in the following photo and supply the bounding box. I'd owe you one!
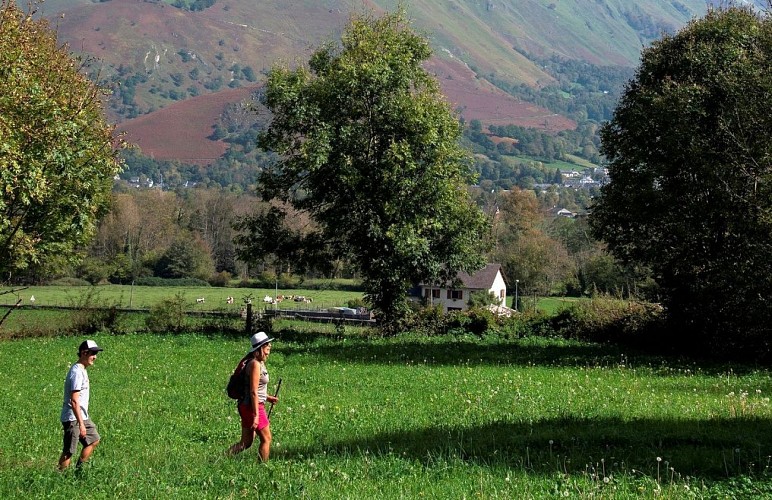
[61,420,100,456]
[238,402,269,431]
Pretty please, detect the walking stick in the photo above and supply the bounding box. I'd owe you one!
[268,378,282,419]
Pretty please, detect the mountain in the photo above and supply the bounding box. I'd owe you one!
[38,0,741,163]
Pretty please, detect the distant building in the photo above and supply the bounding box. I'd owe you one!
[408,263,507,313]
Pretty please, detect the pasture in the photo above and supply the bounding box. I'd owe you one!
[2,332,772,498]
[0,284,363,311]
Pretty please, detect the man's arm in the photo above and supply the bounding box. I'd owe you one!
[70,390,86,438]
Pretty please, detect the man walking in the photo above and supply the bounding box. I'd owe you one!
[58,339,104,470]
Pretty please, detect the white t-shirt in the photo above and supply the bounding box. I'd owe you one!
[61,363,91,422]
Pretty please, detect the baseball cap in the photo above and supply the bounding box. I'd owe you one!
[79,339,104,353]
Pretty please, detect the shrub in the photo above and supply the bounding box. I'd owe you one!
[401,303,447,336]
[67,288,125,334]
[546,297,664,347]
[76,257,111,285]
[49,277,91,286]
[446,308,498,336]
[467,290,498,309]
[145,293,188,333]
[208,271,232,287]
[347,297,366,309]
[134,277,210,287]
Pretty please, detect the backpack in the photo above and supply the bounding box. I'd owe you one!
[226,357,251,400]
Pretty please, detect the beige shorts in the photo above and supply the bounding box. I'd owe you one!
[61,419,101,456]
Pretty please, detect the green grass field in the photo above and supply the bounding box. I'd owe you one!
[504,155,596,172]
[0,284,363,311]
[2,333,771,498]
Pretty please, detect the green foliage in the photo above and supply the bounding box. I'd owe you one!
[67,287,125,335]
[544,297,666,348]
[467,290,498,309]
[492,56,633,123]
[208,270,232,287]
[48,277,91,287]
[145,292,188,333]
[591,6,772,354]
[445,308,498,336]
[133,277,211,287]
[257,9,489,330]
[0,2,123,277]
[76,256,111,285]
[154,236,214,280]
[346,297,366,309]
[233,206,308,276]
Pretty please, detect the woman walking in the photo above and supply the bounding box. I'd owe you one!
[227,331,278,461]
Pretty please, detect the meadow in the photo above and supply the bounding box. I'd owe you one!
[0,284,363,311]
[2,331,772,498]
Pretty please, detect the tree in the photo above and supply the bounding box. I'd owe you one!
[255,9,489,328]
[590,6,772,353]
[154,235,214,281]
[0,2,122,279]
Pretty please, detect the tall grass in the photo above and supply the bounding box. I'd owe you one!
[1,333,772,497]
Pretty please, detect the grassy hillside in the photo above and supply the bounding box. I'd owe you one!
[47,0,713,118]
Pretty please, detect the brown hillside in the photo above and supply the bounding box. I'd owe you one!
[118,58,573,164]
[427,58,575,132]
[117,62,573,165]
[118,85,260,165]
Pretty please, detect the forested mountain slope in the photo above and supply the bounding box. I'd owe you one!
[35,0,757,163]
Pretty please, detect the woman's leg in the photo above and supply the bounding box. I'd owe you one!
[257,424,272,462]
[228,424,255,455]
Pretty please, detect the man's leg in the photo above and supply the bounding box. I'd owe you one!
[58,453,72,470]
[75,420,101,468]
[76,440,99,467]
[59,422,78,470]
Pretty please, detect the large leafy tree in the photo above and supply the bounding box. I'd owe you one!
[255,9,489,327]
[0,2,122,280]
[590,7,772,352]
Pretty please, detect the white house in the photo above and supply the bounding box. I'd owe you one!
[410,263,507,313]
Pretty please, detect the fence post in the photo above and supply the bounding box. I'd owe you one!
[245,302,253,334]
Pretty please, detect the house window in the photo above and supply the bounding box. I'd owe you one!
[500,290,505,299]
[448,290,462,300]
[425,288,440,299]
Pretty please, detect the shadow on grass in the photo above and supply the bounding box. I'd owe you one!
[279,415,772,480]
[273,331,754,374]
